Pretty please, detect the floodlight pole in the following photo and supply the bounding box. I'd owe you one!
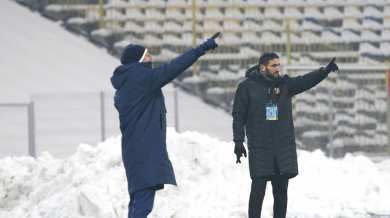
[286,18,292,69]
[192,0,198,76]
[386,66,390,155]
[99,0,104,28]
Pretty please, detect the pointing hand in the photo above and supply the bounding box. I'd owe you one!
[324,57,339,74]
[195,32,220,56]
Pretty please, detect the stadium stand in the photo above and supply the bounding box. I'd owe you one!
[15,0,390,156]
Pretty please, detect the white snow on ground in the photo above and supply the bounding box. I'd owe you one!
[1,128,389,218]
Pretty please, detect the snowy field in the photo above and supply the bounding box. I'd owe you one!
[1,128,389,218]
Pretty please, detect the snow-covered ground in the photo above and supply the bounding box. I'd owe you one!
[0,128,389,218]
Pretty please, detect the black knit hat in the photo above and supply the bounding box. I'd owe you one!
[120,44,147,64]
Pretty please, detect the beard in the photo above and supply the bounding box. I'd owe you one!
[264,68,279,80]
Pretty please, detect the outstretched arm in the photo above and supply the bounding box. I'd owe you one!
[286,58,338,96]
[140,32,220,93]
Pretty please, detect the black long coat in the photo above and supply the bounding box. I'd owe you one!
[111,49,199,194]
[232,65,329,179]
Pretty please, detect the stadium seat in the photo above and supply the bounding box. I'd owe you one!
[223,19,243,32]
[324,6,344,20]
[226,0,246,7]
[342,18,363,31]
[145,8,165,21]
[359,42,382,55]
[125,7,145,21]
[185,6,204,21]
[302,18,323,31]
[243,20,262,31]
[221,31,242,45]
[304,6,326,20]
[105,9,126,22]
[306,0,327,7]
[241,30,262,45]
[346,0,366,6]
[264,6,284,19]
[163,34,183,46]
[363,5,384,18]
[380,42,390,56]
[144,34,163,47]
[362,17,383,31]
[144,20,164,34]
[341,30,361,43]
[166,0,188,8]
[205,0,226,7]
[225,6,245,21]
[203,20,223,32]
[285,6,304,19]
[286,0,307,7]
[166,6,186,21]
[183,20,204,32]
[344,5,364,19]
[124,21,144,33]
[321,30,344,43]
[244,6,263,20]
[261,31,284,44]
[384,17,390,29]
[284,18,302,32]
[361,30,382,42]
[205,6,224,21]
[145,0,166,8]
[262,19,284,31]
[246,0,267,7]
[181,32,202,46]
[163,21,183,33]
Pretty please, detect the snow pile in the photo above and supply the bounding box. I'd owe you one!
[1,129,390,218]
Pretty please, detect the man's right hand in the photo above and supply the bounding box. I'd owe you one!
[234,142,247,164]
[195,32,220,56]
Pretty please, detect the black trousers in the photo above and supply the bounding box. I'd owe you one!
[248,176,289,218]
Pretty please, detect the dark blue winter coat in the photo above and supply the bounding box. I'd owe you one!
[111,49,199,194]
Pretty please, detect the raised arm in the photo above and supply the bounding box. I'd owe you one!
[286,57,339,96]
[141,32,220,93]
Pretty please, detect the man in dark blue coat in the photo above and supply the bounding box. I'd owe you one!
[111,32,220,218]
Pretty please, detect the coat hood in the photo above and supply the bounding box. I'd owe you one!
[111,62,152,89]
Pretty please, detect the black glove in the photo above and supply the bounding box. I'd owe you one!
[324,57,339,74]
[194,32,220,56]
[234,142,247,164]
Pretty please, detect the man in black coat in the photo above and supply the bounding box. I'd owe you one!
[111,32,220,218]
[232,52,338,218]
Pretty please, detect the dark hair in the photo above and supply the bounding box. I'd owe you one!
[258,52,279,67]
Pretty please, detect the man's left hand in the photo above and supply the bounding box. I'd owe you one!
[324,57,339,74]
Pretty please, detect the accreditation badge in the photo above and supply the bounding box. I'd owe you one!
[266,103,278,120]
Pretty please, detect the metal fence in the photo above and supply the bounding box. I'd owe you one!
[0,90,182,159]
[0,92,117,158]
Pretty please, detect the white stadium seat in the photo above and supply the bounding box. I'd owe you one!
[166,7,186,21]
[363,5,384,18]
[324,6,344,20]
[344,5,364,19]
[125,7,145,21]
[163,21,183,33]
[342,18,362,31]
[204,6,224,21]
[361,30,382,43]
[285,6,304,19]
[225,6,245,20]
